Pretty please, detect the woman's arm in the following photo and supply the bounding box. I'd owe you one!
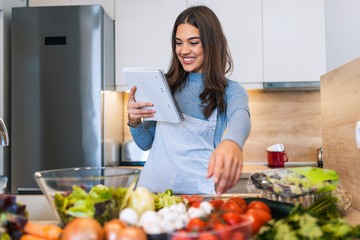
[127,86,157,150]
[207,81,251,195]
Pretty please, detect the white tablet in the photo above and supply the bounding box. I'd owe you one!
[121,68,184,123]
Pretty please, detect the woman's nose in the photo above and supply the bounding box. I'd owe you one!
[180,43,191,55]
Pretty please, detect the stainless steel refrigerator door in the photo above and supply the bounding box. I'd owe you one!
[11,5,111,193]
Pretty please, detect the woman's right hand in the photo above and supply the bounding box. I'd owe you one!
[127,86,155,124]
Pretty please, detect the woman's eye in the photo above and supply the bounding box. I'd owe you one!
[190,42,200,45]
[175,42,182,46]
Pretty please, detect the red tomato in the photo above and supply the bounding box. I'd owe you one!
[222,212,242,226]
[231,231,245,240]
[198,232,218,240]
[208,199,224,210]
[247,201,271,214]
[220,201,245,214]
[246,209,272,223]
[191,201,202,208]
[228,197,248,212]
[171,230,190,240]
[228,197,247,207]
[245,210,265,235]
[181,195,204,206]
[213,223,232,240]
[187,217,208,232]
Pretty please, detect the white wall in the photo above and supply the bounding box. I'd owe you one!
[325,0,360,72]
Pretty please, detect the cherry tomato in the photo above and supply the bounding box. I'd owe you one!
[231,231,245,240]
[187,217,208,232]
[208,199,224,210]
[220,201,245,214]
[245,210,265,235]
[171,230,190,240]
[246,209,272,223]
[213,222,232,240]
[222,212,242,226]
[181,195,204,206]
[191,201,202,208]
[247,201,271,214]
[228,197,247,207]
[198,232,218,240]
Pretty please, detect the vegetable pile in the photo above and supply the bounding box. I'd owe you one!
[54,184,127,225]
[0,194,28,240]
[169,196,273,239]
[249,167,339,199]
[255,195,360,240]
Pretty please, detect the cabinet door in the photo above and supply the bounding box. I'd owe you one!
[188,0,263,89]
[115,0,187,90]
[263,0,326,83]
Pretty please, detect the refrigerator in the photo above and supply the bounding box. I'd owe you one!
[10,5,115,194]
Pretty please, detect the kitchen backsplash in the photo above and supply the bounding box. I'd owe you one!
[113,89,322,164]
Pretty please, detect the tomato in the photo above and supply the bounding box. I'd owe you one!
[219,201,245,214]
[198,232,218,240]
[228,197,247,207]
[213,222,232,240]
[191,201,202,208]
[247,201,271,214]
[228,197,248,212]
[208,199,224,210]
[61,217,104,240]
[245,210,265,235]
[231,231,245,240]
[187,217,208,232]
[103,219,127,240]
[222,212,242,226]
[181,195,204,206]
[171,230,190,240]
[246,209,272,223]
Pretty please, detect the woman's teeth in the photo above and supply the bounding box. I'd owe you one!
[183,57,195,63]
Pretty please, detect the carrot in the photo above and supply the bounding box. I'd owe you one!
[23,221,63,240]
[20,234,47,240]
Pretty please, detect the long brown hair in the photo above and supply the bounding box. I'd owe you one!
[166,5,233,119]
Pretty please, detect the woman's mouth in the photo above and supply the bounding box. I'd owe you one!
[182,57,196,64]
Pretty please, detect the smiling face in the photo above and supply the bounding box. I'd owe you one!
[175,23,204,73]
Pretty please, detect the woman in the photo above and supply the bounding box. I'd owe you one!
[127,6,251,196]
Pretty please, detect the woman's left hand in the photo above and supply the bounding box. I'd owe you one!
[207,140,243,196]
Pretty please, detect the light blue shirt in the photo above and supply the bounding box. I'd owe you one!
[130,72,251,150]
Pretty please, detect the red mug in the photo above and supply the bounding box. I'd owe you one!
[267,151,289,168]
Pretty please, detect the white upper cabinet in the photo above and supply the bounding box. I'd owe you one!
[114,0,187,90]
[262,0,326,83]
[188,0,263,89]
[29,0,114,19]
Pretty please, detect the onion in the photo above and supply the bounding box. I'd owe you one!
[61,217,104,240]
[103,219,127,240]
[117,226,147,240]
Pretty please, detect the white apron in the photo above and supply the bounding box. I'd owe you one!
[137,110,217,194]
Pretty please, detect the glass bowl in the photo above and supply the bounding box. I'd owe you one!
[167,215,253,240]
[34,167,140,226]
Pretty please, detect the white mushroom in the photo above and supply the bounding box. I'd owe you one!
[138,210,162,226]
[200,201,214,215]
[143,223,163,235]
[188,207,207,219]
[119,207,139,225]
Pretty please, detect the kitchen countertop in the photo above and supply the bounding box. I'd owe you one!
[16,194,360,226]
[16,163,359,226]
